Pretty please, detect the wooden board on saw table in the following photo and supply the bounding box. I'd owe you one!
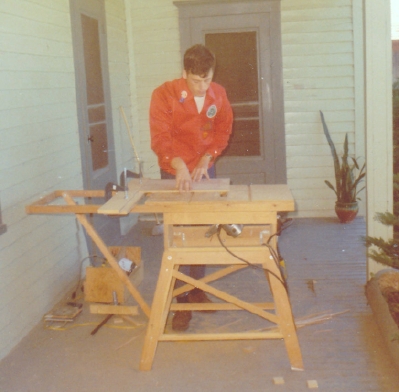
[128,178,230,193]
[249,184,295,211]
[97,178,230,215]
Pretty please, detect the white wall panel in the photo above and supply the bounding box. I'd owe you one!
[282,0,364,218]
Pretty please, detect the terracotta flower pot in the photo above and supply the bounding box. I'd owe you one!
[335,201,359,223]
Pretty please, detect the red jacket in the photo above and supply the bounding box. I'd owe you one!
[150,78,233,175]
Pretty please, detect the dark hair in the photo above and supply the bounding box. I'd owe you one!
[183,44,215,77]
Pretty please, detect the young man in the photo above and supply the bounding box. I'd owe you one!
[149,44,233,330]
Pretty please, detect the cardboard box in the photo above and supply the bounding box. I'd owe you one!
[85,246,143,304]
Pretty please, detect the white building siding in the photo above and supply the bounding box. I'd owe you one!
[0,0,135,359]
[105,0,137,173]
[282,0,364,217]
[0,0,85,359]
[128,0,182,177]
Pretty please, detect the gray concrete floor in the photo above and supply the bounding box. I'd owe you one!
[0,217,399,391]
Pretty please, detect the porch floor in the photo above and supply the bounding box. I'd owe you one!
[1,217,399,391]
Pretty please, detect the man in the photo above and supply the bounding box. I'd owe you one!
[149,44,233,331]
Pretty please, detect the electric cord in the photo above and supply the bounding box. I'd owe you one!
[266,217,293,245]
[215,226,289,293]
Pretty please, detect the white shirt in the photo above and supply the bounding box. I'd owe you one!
[194,96,205,113]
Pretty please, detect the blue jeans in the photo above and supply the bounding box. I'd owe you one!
[160,166,216,291]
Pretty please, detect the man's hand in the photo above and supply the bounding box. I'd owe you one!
[191,154,212,182]
[171,157,192,192]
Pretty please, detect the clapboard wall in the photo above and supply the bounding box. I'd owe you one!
[0,0,135,360]
[0,0,84,360]
[127,0,365,218]
[282,0,365,217]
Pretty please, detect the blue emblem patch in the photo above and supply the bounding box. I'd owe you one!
[206,104,217,118]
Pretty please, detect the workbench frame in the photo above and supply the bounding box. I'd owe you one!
[139,187,303,371]
[26,181,303,372]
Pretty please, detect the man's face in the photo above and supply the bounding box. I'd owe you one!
[183,69,213,97]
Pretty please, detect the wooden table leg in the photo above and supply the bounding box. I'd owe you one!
[266,263,304,371]
[140,253,175,371]
[62,193,151,318]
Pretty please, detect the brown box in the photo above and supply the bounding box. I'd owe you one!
[85,246,143,304]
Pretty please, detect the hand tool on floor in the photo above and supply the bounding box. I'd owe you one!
[90,291,118,335]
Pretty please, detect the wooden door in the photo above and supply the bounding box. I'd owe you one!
[176,0,287,185]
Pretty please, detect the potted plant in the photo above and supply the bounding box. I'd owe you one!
[364,184,399,370]
[320,111,366,223]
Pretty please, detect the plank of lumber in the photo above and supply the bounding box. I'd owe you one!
[128,178,230,193]
[90,304,139,316]
[158,331,284,341]
[249,184,294,202]
[97,190,144,215]
[98,178,230,215]
[26,190,104,214]
[170,302,275,311]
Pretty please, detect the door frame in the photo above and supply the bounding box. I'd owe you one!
[69,0,117,191]
[175,0,287,184]
[69,0,120,253]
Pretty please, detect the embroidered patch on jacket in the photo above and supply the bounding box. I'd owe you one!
[201,122,212,139]
[206,104,217,118]
[179,90,187,103]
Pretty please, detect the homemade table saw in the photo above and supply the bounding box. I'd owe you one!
[26,178,303,371]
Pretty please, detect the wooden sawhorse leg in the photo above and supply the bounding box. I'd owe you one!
[265,262,304,371]
[140,253,176,370]
[62,193,151,317]
[139,247,303,371]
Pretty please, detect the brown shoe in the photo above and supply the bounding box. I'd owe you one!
[187,288,216,313]
[172,294,192,331]
[172,311,192,331]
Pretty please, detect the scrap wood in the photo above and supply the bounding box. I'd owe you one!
[273,377,285,385]
[43,303,83,323]
[307,380,319,389]
[295,309,349,328]
[251,309,350,333]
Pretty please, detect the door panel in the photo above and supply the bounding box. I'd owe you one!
[177,1,286,185]
[70,0,120,251]
[70,0,116,190]
[206,32,261,158]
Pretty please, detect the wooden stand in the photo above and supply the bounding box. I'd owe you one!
[26,180,303,372]
[26,190,151,317]
[139,184,303,371]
